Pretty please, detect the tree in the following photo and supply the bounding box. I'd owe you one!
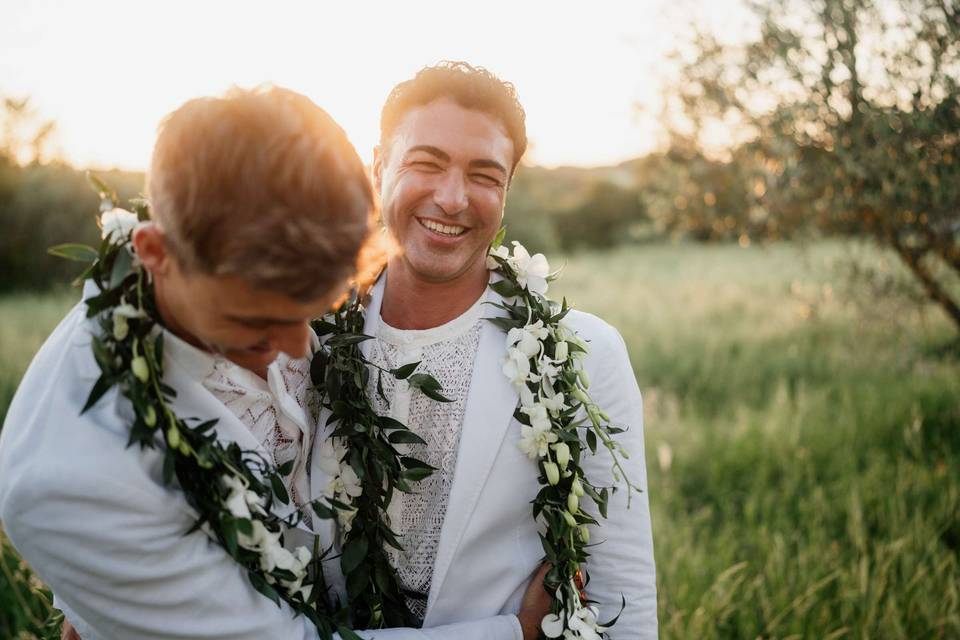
[665,0,960,329]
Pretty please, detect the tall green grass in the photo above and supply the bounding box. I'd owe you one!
[552,241,960,638]
[1,242,958,638]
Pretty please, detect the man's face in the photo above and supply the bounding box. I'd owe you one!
[375,98,514,284]
[160,259,342,372]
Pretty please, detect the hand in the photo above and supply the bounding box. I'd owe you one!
[517,562,553,640]
[61,619,81,640]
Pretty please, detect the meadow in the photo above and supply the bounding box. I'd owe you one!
[1,241,958,639]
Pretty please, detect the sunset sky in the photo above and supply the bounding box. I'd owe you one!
[0,1,748,170]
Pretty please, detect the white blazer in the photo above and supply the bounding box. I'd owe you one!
[311,278,658,638]
[0,287,521,640]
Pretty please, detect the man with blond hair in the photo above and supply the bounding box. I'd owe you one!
[0,86,549,639]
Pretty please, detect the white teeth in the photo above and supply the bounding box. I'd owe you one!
[420,219,466,237]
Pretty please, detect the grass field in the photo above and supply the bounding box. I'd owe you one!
[2,241,958,638]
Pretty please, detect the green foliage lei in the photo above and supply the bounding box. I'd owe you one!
[310,299,447,627]
[53,177,440,638]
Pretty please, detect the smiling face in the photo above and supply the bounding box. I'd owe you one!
[374,98,514,286]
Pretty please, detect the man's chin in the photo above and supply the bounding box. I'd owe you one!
[225,347,279,372]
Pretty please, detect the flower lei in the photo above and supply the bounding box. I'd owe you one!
[52,177,439,638]
[485,229,639,639]
[309,299,447,628]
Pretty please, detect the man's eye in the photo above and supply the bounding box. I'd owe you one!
[411,161,442,171]
[472,173,502,187]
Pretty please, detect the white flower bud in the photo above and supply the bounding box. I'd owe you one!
[578,525,591,543]
[571,476,585,497]
[543,461,560,486]
[553,442,570,470]
[112,313,129,341]
[567,492,579,514]
[131,356,149,382]
[562,510,577,527]
[167,425,181,449]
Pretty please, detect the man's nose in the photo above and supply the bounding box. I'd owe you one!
[433,170,468,215]
[270,322,310,359]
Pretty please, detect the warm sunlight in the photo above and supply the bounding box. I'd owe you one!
[0,0,748,170]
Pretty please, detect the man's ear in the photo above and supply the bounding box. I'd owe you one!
[372,145,384,194]
[132,222,171,276]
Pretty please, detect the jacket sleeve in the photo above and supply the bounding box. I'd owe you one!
[576,321,659,638]
[3,468,522,640]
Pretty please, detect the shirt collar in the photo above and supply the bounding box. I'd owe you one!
[161,327,219,382]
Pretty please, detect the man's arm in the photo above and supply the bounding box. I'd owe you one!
[577,320,658,637]
[4,471,528,640]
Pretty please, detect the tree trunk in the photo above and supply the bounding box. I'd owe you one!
[890,236,960,332]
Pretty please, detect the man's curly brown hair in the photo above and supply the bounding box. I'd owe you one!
[379,61,527,177]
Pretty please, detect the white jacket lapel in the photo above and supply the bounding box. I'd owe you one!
[425,289,518,619]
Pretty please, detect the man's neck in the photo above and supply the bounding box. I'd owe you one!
[380,259,489,330]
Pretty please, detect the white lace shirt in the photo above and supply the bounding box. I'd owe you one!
[366,292,486,623]
[163,331,317,525]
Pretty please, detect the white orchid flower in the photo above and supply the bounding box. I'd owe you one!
[538,357,562,385]
[540,385,568,416]
[518,384,536,408]
[260,541,297,573]
[541,613,564,638]
[520,403,552,431]
[507,320,548,359]
[295,546,312,567]
[225,489,252,519]
[244,489,267,516]
[502,347,532,388]
[337,506,358,533]
[567,605,604,640]
[510,241,550,295]
[338,463,363,498]
[518,422,558,460]
[100,208,139,241]
[486,244,512,270]
[317,438,344,477]
[238,519,278,551]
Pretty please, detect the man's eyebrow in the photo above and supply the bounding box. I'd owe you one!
[406,145,450,162]
[407,146,507,176]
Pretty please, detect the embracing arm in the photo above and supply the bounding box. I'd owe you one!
[578,322,658,638]
[2,473,523,640]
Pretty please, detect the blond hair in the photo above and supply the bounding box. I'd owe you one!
[148,86,380,301]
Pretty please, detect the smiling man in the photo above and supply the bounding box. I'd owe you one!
[310,62,659,638]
